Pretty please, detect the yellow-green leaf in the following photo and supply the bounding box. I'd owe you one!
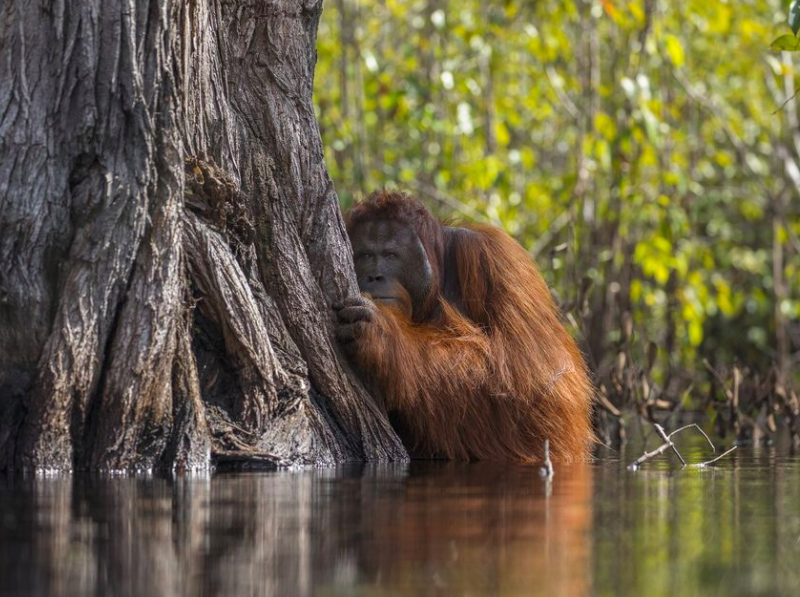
[770,34,800,52]
[688,320,703,347]
[665,35,685,67]
[594,113,617,141]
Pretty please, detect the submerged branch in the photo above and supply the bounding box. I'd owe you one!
[654,423,686,466]
[695,447,738,468]
[668,424,715,451]
[627,436,676,470]
[628,422,736,471]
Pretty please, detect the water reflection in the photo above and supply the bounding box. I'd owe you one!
[594,443,800,597]
[0,464,590,596]
[1,447,799,596]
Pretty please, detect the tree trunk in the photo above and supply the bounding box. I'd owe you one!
[0,0,407,472]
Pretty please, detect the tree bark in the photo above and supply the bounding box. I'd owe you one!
[0,0,407,471]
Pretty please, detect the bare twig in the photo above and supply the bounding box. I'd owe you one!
[654,423,686,466]
[703,359,733,400]
[596,390,622,417]
[627,439,675,470]
[545,66,580,119]
[531,211,571,258]
[628,422,736,470]
[770,86,800,115]
[668,424,715,452]
[693,446,737,468]
[732,365,742,438]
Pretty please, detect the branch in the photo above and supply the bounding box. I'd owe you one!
[668,423,714,451]
[545,66,579,120]
[654,423,685,466]
[693,446,737,468]
[627,438,675,470]
[628,422,736,470]
[703,358,734,400]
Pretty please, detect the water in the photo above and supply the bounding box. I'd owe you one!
[1,437,799,597]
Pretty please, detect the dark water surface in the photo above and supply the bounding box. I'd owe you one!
[2,440,800,596]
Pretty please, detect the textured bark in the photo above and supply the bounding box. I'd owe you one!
[0,0,406,471]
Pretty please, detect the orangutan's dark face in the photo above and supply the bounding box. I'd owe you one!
[349,219,433,318]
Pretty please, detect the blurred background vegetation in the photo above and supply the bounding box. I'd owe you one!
[313,0,800,443]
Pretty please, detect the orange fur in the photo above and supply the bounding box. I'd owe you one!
[347,191,594,462]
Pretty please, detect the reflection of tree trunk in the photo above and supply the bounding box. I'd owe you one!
[0,0,406,472]
[34,478,74,597]
[1,465,593,596]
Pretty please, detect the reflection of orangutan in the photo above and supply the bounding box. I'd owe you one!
[358,463,593,595]
[335,190,593,462]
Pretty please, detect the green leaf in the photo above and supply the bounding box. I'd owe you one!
[791,0,800,35]
[688,320,704,347]
[594,112,617,140]
[770,34,800,51]
[665,35,685,67]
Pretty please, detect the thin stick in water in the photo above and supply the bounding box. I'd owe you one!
[669,423,715,451]
[627,440,675,470]
[692,446,737,467]
[540,439,554,478]
[654,423,686,466]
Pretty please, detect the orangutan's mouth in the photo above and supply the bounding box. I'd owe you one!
[368,296,410,315]
[365,293,398,302]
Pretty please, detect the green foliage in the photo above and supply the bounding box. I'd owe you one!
[790,0,800,34]
[771,0,800,49]
[771,33,800,50]
[315,0,800,403]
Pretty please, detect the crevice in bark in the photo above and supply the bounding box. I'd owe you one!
[162,306,211,472]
